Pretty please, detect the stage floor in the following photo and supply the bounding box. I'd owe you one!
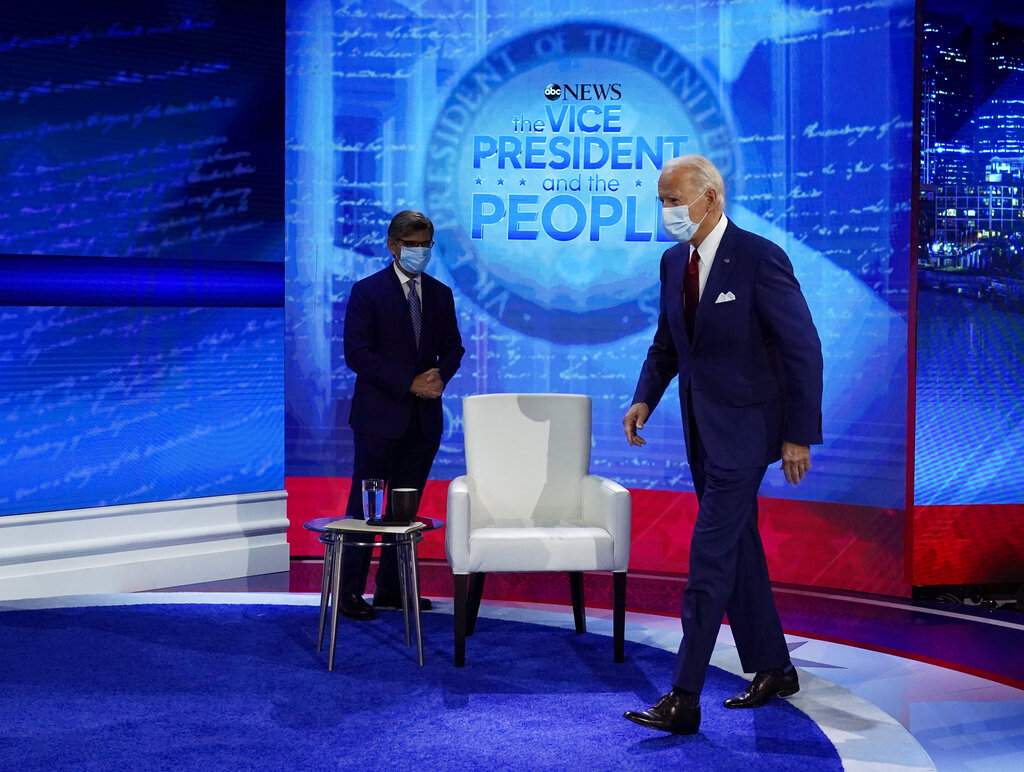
[148,562,1024,770]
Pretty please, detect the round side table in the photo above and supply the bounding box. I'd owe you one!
[303,516,442,669]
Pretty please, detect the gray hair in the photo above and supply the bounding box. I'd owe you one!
[387,210,434,240]
[662,155,726,209]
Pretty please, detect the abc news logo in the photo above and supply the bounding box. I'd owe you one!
[544,82,622,101]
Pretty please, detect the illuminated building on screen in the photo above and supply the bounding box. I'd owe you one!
[921,14,1024,265]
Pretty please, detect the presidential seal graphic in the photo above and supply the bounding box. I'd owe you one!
[425,23,740,344]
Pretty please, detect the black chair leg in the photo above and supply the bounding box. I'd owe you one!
[569,572,586,633]
[613,571,626,663]
[467,573,486,636]
[454,573,468,667]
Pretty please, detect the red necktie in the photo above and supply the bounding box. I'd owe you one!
[683,249,700,341]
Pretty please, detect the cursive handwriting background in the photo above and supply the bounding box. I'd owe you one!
[0,1,284,517]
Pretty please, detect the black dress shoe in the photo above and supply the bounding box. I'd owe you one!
[624,690,700,735]
[723,668,799,708]
[372,587,432,611]
[338,594,377,621]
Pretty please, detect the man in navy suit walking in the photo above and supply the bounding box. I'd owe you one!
[339,210,464,620]
[622,155,823,734]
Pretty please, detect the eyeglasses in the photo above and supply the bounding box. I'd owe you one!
[396,238,434,248]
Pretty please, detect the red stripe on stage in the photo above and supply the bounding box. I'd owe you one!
[285,477,909,596]
[911,503,1024,585]
[285,476,449,560]
[627,489,908,596]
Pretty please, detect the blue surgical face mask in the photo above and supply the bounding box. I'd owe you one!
[398,246,432,274]
[661,191,709,242]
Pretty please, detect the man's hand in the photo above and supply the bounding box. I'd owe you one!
[780,441,811,485]
[410,368,443,399]
[622,402,651,447]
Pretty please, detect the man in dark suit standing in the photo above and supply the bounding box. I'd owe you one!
[339,210,464,620]
[622,155,823,734]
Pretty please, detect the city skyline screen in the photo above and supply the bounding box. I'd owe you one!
[913,0,1024,585]
[0,1,285,518]
[287,0,915,514]
[916,0,1024,507]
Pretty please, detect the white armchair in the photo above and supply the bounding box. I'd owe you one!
[446,393,631,666]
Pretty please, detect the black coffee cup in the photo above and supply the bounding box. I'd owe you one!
[388,487,419,525]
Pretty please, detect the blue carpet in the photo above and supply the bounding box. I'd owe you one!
[0,603,841,771]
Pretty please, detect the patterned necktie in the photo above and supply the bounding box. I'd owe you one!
[683,249,700,341]
[407,277,421,349]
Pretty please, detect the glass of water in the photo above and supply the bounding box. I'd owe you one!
[362,478,385,523]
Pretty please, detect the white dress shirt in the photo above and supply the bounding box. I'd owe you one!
[690,214,729,299]
[393,262,422,307]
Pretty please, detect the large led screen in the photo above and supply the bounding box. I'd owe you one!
[913,0,1024,584]
[287,0,915,517]
[916,0,1024,507]
[0,1,285,518]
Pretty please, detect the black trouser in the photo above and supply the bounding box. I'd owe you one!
[341,417,439,596]
[671,403,790,694]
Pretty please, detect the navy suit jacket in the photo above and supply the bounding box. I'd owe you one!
[632,219,823,469]
[344,264,464,441]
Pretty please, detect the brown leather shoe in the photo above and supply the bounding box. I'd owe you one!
[624,690,700,735]
[723,668,800,708]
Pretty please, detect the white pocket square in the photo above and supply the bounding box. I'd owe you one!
[715,291,736,304]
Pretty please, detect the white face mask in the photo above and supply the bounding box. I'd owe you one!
[661,191,709,242]
[398,246,432,274]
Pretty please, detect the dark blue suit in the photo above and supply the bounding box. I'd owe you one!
[342,264,464,595]
[632,219,822,693]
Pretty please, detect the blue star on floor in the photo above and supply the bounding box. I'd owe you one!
[722,640,844,670]
[788,640,846,670]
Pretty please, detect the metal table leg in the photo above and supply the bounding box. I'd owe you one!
[327,537,345,672]
[317,536,334,652]
[397,535,411,647]
[408,535,424,667]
